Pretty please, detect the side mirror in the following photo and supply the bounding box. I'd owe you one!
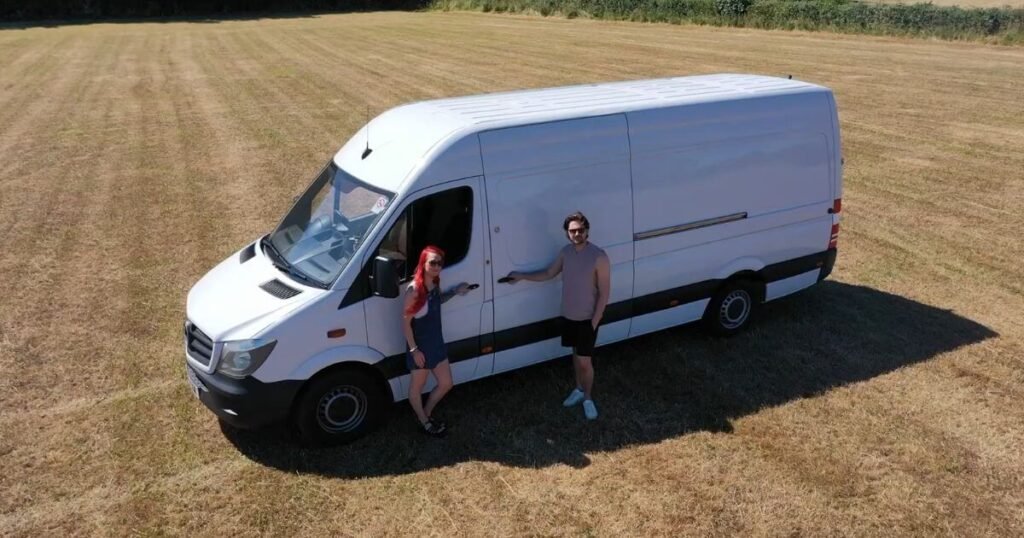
[370,255,400,298]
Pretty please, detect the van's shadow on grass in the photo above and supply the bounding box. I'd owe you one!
[223,281,996,478]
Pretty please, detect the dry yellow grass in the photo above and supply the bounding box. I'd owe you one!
[867,0,1023,7]
[1,11,1023,537]
[870,0,1023,7]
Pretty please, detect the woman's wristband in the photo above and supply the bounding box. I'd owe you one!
[409,345,418,353]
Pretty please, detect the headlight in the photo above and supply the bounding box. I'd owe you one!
[217,339,277,378]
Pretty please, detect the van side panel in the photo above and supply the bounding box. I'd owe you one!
[480,115,634,373]
[627,92,836,336]
[632,135,831,236]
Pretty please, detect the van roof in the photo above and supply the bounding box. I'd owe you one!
[421,73,826,127]
[334,74,830,193]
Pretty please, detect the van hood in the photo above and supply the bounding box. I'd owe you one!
[186,240,327,342]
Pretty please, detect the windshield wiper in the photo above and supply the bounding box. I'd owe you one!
[261,236,289,270]
[285,266,328,289]
[261,237,328,289]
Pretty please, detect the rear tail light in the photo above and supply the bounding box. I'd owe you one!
[830,198,842,214]
[828,198,841,249]
[829,223,840,249]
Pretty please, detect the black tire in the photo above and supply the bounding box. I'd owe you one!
[702,280,760,337]
[291,368,391,447]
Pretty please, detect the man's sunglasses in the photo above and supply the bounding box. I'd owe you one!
[567,228,587,235]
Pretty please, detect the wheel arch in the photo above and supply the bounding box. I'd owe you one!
[285,347,395,423]
[717,270,766,303]
[713,257,767,301]
[305,361,393,399]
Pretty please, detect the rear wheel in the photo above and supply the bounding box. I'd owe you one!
[292,368,391,446]
[702,280,760,336]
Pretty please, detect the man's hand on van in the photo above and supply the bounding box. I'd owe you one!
[502,272,521,284]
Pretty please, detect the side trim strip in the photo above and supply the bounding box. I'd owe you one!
[634,212,747,241]
[372,249,833,381]
[631,279,720,317]
[761,250,829,282]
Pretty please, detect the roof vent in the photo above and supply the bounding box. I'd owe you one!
[259,279,302,299]
[239,243,256,264]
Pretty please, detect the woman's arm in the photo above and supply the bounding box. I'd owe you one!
[440,282,471,304]
[402,285,426,368]
[402,286,418,351]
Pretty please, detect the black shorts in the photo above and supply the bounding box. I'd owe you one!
[561,317,598,357]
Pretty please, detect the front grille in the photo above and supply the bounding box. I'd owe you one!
[185,321,214,367]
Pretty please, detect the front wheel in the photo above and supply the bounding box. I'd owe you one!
[291,368,390,446]
[702,280,760,337]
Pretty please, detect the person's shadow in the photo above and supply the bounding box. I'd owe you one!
[222,281,996,477]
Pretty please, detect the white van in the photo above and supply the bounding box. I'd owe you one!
[184,74,842,445]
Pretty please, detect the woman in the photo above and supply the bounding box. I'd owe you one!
[403,245,469,436]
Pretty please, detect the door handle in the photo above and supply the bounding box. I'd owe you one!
[467,283,480,290]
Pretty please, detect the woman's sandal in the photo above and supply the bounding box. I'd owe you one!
[421,420,446,437]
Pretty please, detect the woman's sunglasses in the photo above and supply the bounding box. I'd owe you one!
[427,259,444,268]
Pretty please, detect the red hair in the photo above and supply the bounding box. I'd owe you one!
[405,245,444,316]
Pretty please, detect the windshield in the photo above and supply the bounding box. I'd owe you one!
[266,162,394,287]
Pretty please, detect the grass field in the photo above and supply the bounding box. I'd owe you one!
[865,0,1023,7]
[870,0,1023,7]
[2,11,1024,536]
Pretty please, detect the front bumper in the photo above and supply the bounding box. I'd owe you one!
[186,363,302,430]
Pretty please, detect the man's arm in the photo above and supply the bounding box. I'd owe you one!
[508,250,563,283]
[591,253,611,329]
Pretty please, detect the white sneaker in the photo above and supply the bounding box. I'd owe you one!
[562,388,585,407]
[583,399,598,420]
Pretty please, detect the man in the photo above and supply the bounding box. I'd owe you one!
[506,211,610,420]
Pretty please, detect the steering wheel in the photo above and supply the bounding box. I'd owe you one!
[310,214,332,232]
[325,233,357,260]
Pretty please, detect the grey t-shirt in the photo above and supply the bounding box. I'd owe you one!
[560,242,607,321]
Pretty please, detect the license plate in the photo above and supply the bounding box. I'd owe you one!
[185,366,203,399]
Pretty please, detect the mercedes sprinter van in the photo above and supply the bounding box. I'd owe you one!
[184,74,843,445]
